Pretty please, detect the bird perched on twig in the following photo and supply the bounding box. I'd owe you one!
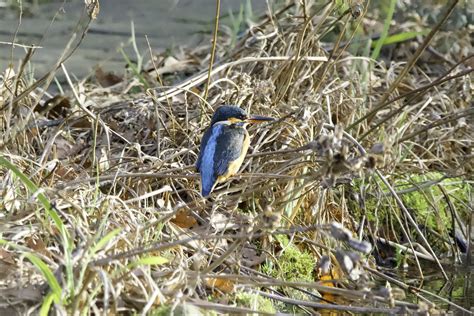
[196,105,274,197]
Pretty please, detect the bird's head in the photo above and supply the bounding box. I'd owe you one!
[210,105,274,126]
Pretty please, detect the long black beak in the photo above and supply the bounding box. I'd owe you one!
[246,115,275,124]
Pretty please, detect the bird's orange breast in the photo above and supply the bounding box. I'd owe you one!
[217,129,250,183]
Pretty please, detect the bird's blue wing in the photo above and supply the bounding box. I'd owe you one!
[196,127,213,172]
[197,124,224,196]
[214,125,246,176]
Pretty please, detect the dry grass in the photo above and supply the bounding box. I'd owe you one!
[0,0,473,314]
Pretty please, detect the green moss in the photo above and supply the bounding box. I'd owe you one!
[398,173,470,232]
[262,235,315,282]
[260,236,316,313]
[150,306,172,316]
[349,172,471,254]
[353,172,470,230]
[235,292,276,314]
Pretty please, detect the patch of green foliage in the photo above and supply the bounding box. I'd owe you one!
[334,0,350,15]
[260,235,316,313]
[352,172,470,248]
[227,0,254,48]
[119,21,149,91]
[235,292,276,314]
[398,173,470,232]
[150,306,172,316]
[261,235,315,282]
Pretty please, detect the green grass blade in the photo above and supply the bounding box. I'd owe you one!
[0,156,74,296]
[0,156,52,209]
[371,0,397,60]
[245,0,254,21]
[25,253,62,303]
[372,29,430,47]
[128,256,169,268]
[91,228,122,255]
[0,156,65,234]
[130,21,142,71]
[119,47,148,89]
[39,292,56,316]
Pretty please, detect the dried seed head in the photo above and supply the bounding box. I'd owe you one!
[351,2,364,19]
[335,250,363,281]
[329,222,352,241]
[348,238,373,254]
[370,143,385,155]
[318,255,331,275]
[259,205,281,232]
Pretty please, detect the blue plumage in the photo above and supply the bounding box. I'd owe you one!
[197,124,224,196]
[214,124,246,176]
[196,105,274,197]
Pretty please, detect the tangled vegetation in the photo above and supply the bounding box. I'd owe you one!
[0,0,472,314]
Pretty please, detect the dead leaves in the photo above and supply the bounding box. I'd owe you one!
[26,235,53,259]
[35,95,71,119]
[171,210,197,229]
[0,247,15,265]
[205,277,235,294]
[94,66,123,87]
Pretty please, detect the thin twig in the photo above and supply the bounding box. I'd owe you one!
[366,266,472,315]
[152,56,327,102]
[256,290,403,313]
[90,224,327,266]
[349,0,461,130]
[203,0,221,100]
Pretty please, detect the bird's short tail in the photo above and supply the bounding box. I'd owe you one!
[201,175,216,197]
[201,187,212,197]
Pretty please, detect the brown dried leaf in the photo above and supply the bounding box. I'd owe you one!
[205,277,235,294]
[95,65,122,87]
[26,236,52,258]
[154,56,192,75]
[70,117,92,128]
[36,95,71,118]
[171,210,197,229]
[0,247,15,265]
[53,164,78,181]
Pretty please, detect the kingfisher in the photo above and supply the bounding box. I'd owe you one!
[196,105,274,197]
